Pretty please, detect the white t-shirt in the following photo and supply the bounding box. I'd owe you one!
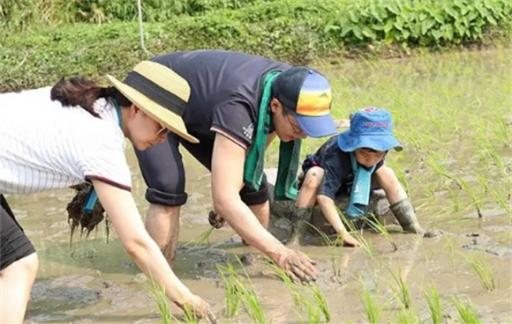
[0,87,131,194]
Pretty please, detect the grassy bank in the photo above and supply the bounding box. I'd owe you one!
[1,0,511,92]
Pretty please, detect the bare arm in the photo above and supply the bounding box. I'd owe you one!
[211,134,317,280]
[317,194,360,247]
[91,180,211,316]
[211,134,287,258]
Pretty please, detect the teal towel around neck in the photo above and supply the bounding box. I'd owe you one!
[345,153,376,218]
[243,71,301,200]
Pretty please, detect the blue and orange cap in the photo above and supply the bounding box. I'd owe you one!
[272,67,337,137]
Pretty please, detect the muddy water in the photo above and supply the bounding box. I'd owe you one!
[7,49,511,323]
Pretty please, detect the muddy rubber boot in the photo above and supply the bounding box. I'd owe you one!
[390,198,425,235]
[288,207,313,246]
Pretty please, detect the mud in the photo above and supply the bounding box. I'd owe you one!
[15,146,510,323]
[6,49,511,323]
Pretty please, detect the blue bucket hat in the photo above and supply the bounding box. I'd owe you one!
[337,107,402,152]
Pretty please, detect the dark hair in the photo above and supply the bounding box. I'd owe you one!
[51,77,131,118]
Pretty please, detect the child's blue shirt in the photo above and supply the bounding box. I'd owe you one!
[301,135,384,200]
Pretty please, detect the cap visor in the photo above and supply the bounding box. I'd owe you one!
[295,114,337,138]
[107,75,199,144]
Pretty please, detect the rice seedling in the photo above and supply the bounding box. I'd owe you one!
[336,208,374,257]
[268,260,305,309]
[427,155,483,217]
[269,261,331,322]
[217,263,243,317]
[451,297,481,324]
[365,216,397,252]
[303,299,322,323]
[303,222,344,280]
[361,282,380,324]
[217,261,267,323]
[389,267,411,309]
[464,254,496,291]
[330,252,343,280]
[182,305,199,324]
[242,287,266,324]
[424,287,442,324]
[146,279,177,324]
[183,227,214,247]
[396,309,419,324]
[311,284,331,322]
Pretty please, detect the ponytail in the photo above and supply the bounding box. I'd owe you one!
[50,77,130,118]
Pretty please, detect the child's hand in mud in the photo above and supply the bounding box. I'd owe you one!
[277,248,318,283]
[178,293,217,323]
[341,233,361,247]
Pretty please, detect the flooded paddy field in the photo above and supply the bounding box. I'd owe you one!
[8,48,511,323]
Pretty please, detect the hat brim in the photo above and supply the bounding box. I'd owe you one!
[107,74,199,144]
[337,130,402,152]
[295,114,337,138]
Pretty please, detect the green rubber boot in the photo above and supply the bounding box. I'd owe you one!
[390,198,425,235]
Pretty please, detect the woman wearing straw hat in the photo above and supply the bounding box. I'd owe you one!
[0,62,213,323]
[132,50,338,282]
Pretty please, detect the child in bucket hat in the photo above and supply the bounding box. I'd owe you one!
[287,107,426,247]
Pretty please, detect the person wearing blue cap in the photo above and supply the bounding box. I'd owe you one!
[292,107,426,246]
[115,50,338,282]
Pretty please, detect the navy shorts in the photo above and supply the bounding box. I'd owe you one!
[0,195,36,271]
[135,132,269,207]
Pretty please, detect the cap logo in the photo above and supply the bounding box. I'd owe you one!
[363,121,389,128]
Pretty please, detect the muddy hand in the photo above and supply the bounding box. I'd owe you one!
[208,210,225,229]
[277,248,318,282]
[178,293,216,323]
[341,233,361,247]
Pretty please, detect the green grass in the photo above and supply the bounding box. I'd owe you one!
[2,0,512,91]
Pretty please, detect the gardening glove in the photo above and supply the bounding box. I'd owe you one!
[276,248,318,282]
[390,198,426,235]
[177,293,217,323]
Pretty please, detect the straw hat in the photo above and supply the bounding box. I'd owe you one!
[107,61,199,143]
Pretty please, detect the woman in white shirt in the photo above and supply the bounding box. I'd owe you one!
[0,61,213,323]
